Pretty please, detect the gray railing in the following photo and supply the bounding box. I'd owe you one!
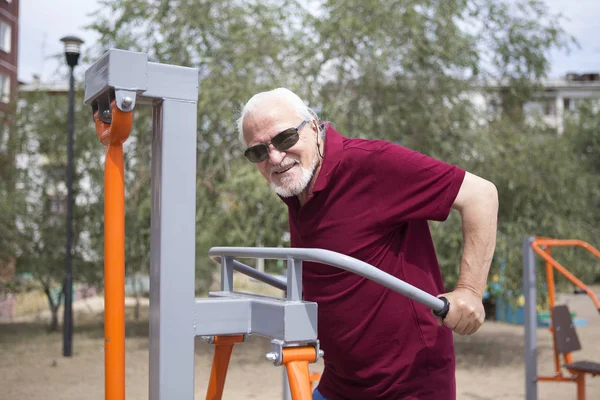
[209,247,449,316]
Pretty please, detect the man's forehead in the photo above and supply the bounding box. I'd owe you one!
[243,103,297,139]
[249,99,295,121]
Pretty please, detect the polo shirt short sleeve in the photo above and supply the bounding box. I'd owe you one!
[374,140,465,224]
[282,124,466,400]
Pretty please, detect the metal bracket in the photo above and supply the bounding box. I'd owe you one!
[91,88,137,125]
[198,334,250,345]
[265,339,323,367]
[114,89,137,112]
[91,89,113,124]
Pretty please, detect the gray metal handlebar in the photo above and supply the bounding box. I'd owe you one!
[208,247,449,318]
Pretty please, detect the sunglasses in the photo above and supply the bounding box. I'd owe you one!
[244,120,309,163]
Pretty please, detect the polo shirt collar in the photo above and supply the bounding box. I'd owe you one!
[312,122,343,193]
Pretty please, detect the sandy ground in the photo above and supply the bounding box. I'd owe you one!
[1,288,599,400]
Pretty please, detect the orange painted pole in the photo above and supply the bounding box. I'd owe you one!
[533,239,600,259]
[544,246,556,310]
[282,347,317,400]
[205,335,245,400]
[542,246,562,377]
[104,144,126,400]
[575,373,586,400]
[94,100,132,400]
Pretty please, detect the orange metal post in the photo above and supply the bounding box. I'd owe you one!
[575,373,586,400]
[282,347,318,400]
[104,144,126,400]
[544,246,556,309]
[205,335,245,400]
[544,246,562,377]
[94,100,132,400]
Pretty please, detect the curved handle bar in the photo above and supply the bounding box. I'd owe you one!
[209,247,449,318]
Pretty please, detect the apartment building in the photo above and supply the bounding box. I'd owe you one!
[470,72,600,133]
[0,0,18,282]
[0,0,18,112]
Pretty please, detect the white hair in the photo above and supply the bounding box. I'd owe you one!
[236,87,320,145]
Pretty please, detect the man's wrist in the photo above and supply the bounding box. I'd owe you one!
[454,283,485,300]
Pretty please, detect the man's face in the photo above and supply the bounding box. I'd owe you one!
[242,101,319,197]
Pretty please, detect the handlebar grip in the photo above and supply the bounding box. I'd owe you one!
[432,296,450,319]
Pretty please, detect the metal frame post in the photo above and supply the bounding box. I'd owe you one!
[149,98,198,399]
[286,257,302,301]
[523,236,538,400]
[84,49,199,400]
[285,256,303,400]
[221,256,234,292]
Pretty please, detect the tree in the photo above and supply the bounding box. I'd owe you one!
[84,0,590,305]
[7,88,104,330]
[312,0,573,151]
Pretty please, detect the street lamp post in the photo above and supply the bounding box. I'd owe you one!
[60,35,84,358]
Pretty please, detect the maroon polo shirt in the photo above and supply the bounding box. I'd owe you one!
[282,124,466,400]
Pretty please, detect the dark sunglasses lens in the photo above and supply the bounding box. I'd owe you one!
[245,145,268,163]
[271,129,299,151]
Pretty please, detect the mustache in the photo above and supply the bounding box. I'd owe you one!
[269,157,300,174]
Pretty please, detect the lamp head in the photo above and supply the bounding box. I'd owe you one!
[60,35,84,68]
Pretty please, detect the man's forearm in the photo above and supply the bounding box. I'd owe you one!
[455,182,498,298]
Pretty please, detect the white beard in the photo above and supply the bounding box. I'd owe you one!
[270,155,318,198]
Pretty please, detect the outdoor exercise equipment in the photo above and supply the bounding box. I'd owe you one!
[84,49,450,400]
[206,247,450,400]
[85,49,199,400]
[523,237,600,400]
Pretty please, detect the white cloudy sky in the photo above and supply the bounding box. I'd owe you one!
[17,0,600,83]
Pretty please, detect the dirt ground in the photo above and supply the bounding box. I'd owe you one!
[1,288,599,400]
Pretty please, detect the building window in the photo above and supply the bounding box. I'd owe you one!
[0,124,8,152]
[543,98,556,116]
[0,73,9,103]
[563,98,577,112]
[0,21,10,53]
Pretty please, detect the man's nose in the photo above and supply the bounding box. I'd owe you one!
[267,144,286,165]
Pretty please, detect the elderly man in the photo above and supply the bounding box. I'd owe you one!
[237,88,498,400]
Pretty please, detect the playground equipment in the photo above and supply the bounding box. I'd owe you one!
[523,237,600,400]
[84,48,450,400]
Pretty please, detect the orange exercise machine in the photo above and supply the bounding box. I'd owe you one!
[523,237,600,400]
